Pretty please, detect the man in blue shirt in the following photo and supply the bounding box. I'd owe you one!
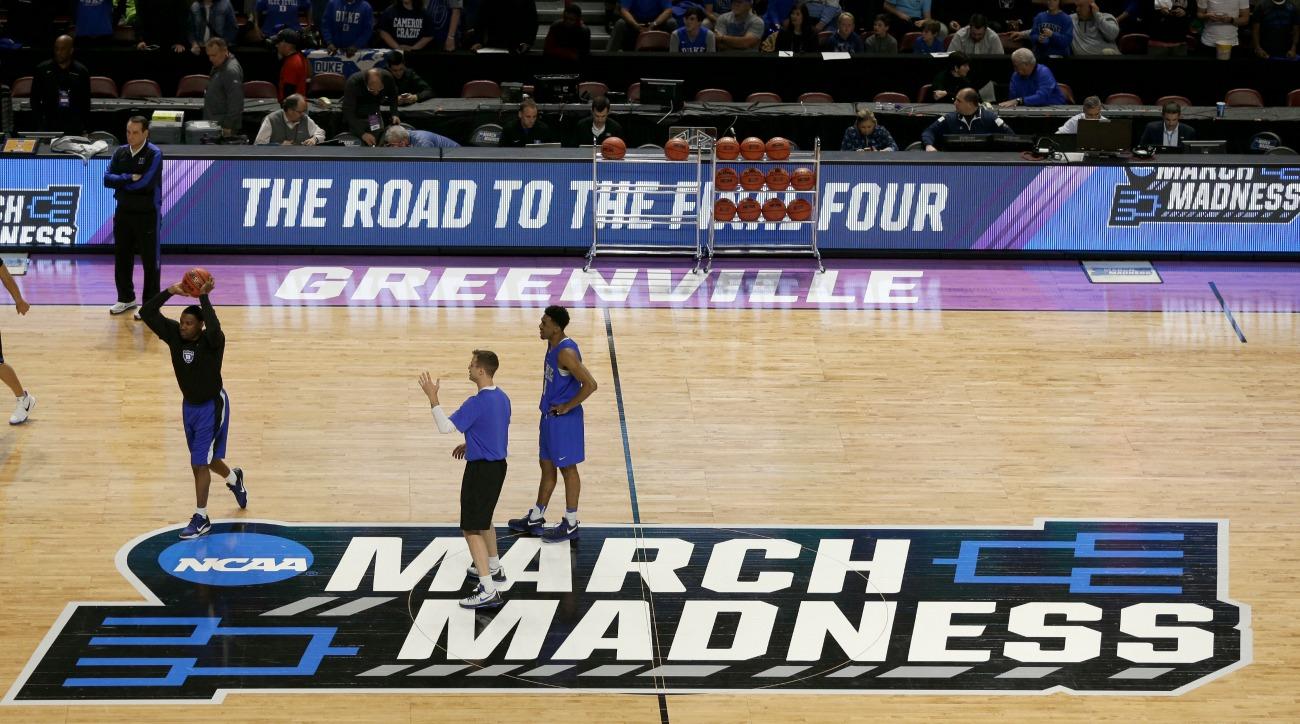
[256,0,311,37]
[923,87,1015,150]
[75,0,122,41]
[322,0,376,53]
[382,125,461,147]
[1022,0,1073,58]
[999,47,1067,107]
[421,351,512,609]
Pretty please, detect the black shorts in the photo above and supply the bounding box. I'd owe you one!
[460,459,507,531]
[0,329,4,364]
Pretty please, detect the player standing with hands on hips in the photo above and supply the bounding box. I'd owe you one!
[140,270,247,539]
[509,305,598,542]
[420,352,512,609]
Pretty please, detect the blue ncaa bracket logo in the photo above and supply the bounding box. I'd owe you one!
[3,519,1251,705]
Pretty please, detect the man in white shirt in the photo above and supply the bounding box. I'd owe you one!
[254,94,325,145]
[1056,95,1108,133]
[1199,0,1251,54]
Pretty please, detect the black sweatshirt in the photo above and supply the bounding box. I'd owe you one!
[141,291,226,404]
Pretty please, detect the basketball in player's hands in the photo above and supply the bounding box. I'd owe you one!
[180,267,213,297]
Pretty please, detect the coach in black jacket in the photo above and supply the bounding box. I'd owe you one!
[921,88,1015,151]
[102,116,164,318]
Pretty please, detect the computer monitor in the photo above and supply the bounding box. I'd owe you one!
[533,74,578,104]
[943,134,990,151]
[990,133,1036,150]
[1078,118,1132,153]
[641,78,684,110]
[1181,139,1228,155]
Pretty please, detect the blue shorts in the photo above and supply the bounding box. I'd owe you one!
[183,389,230,467]
[539,407,584,467]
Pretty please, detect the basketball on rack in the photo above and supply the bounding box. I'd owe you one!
[739,167,766,191]
[762,197,787,221]
[664,138,690,161]
[713,198,737,222]
[791,167,816,191]
[765,137,791,160]
[765,167,790,190]
[787,198,812,221]
[600,136,627,160]
[715,167,739,191]
[736,197,762,221]
[715,136,740,160]
[740,137,766,160]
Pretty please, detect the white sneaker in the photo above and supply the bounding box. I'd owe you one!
[133,311,142,321]
[459,584,503,609]
[109,301,139,315]
[9,393,35,425]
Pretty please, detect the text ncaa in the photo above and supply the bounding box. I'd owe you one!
[5,519,1249,704]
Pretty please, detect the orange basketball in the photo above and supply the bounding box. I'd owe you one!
[762,197,786,222]
[664,138,690,161]
[713,198,737,222]
[736,197,762,222]
[787,198,812,221]
[740,137,766,160]
[180,267,213,297]
[714,167,739,191]
[791,167,815,191]
[739,167,766,191]
[765,136,791,160]
[600,136,626,160]
[765,167,790,190]
[715,136,740,160]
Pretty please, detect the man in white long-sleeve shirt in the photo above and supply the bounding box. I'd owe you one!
[419,351,512,610]
[1056,95,1109,133]
[254,94,325,146]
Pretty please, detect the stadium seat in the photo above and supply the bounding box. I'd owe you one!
[694,88,733,102]
[817,30,833,45]
[873,92,909,104]
[798,91,833,103]
[627,82,641,102]
[746,92,782,103]
[1117,33,1149,54]
[470,123,504,147]
[943,34,954,49]
[176,74,209,97]
[121,79,162,98]
[1057,83,1074,103]
[10,76,33,98]
[916,84,932,103]
[905,141,925,151]
[635,30,670,51]
[1289,89,1300,107]
[1224,88,1263,107]
[90,76,119,98]
[308,72,346,98]
[1267,146,1297,155]
[1105,92,1143,106]
[1156,95,1191,108]
[578,81,608,100]
[901,32,921,52]
[243,80,277,99]
[460,79,500,98]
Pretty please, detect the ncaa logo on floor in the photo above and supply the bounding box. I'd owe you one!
[158,532,313,586]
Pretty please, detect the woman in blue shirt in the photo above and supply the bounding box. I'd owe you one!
[840,109,899,151]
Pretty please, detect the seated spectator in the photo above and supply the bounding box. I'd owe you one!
[275,30,309,100]
[608,0,675,51]
[840,109,898,151]
[824,11,865,50]
[189,0,239,54]
[255,0,311,40]
[777,0,838,32]
[74,0,124,43]
[203,37,244,137]
[342,67,399,146]
[543,4,592,60]
[715,0,764,51]
[474,0,538,53]
[379,0,436,51]
[1056,94,1108,133]
[255,94,325,145]
[1138,101,1197,147]
[914,18,945,51]
[566,96,624,146]
[386,51,435,105]
[973,0,1031,32]
[30,35,91,136]
[1146,0,1194,56]
[135,0,189,53]
[761,2,821,51]
[1252,0,1299,59]
[999,46,1067,106]
[1198,0,1250,56]
[948,13,1004,54]
[383,125,460,147]
[322,0,376,54]
[703,0,732,26]
[929,51,973,101]
[883,0,932,37]
[863,13,899,52]
[922,86,1014,150]
[1023,0,1073,58]
[1113,0,1144,33]
[1071,1,1120,54]
[500,98,556,146]
[671,7,717,50]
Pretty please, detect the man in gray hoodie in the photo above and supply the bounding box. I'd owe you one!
[1071,1,1120,54]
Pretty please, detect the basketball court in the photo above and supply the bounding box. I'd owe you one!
[0,254,1294,722]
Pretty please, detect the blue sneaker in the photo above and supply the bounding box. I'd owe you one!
[508,512,545,536]
[541,518,580,543]
[459,584,503,609]
[226,468,247,509]
[179,514,211,540]
[467,563,507,582]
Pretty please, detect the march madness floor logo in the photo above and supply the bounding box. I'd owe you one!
[4,519,1250,704]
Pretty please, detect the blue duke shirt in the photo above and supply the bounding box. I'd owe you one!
[449,387,511,461]
[541,338,583,413]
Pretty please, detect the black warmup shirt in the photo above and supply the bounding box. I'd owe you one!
[141,291,226,404]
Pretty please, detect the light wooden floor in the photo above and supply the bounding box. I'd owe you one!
[0,304,1297,723]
